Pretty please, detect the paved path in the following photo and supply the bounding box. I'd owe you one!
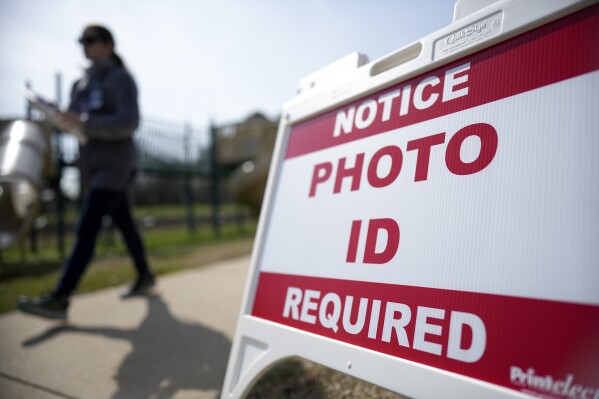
[0,255,251,399]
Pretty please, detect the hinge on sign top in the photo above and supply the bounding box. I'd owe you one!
[296,52,369,95]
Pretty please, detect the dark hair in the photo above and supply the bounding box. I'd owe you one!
[83,24,125,67]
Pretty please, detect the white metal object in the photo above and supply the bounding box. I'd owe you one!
[0,120,50,249]
[223,1,599,398]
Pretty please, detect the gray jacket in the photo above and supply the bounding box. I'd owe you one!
[69,60,140,192]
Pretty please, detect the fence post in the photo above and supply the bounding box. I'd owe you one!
[54,73,66,260]
[210,123,221,237]
[25,81,38,255]
[184,123,196,233]
[25,81,32,119]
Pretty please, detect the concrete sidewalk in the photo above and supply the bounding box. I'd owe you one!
[0,255,251,399]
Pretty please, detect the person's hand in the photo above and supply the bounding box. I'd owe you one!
[54,111,83,132]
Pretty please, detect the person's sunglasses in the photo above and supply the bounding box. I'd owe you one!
[78,36,100,46]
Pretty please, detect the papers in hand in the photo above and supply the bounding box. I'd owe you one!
[24,88,88,145]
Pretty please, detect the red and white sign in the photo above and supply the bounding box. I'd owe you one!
[224,2,599,398]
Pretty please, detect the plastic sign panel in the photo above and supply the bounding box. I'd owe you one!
[223,1,599,398]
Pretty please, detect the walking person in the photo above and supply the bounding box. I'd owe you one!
[19,24,155,320]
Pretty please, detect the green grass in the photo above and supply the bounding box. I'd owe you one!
[38,203,251,224]
[0,221,257,314]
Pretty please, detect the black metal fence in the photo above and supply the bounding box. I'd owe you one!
[55,118,212,176]
[44,116,246,258]
[136,119,211,176]
[2,75,261,259]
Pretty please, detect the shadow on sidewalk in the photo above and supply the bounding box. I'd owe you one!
[22,295,231,398]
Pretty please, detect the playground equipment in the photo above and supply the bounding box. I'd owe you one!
[0,120,52,249]
[218,113,277,214]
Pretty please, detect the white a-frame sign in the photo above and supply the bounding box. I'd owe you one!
[223,0,599,397]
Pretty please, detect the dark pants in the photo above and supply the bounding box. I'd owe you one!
[55,189,151,297]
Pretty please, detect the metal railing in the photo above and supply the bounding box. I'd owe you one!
[55,117,213,176]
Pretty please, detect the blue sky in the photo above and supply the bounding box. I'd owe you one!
[0,1,455,127]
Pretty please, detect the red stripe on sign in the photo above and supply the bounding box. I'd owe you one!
[285,4,599,160]
[251,272,599,398]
